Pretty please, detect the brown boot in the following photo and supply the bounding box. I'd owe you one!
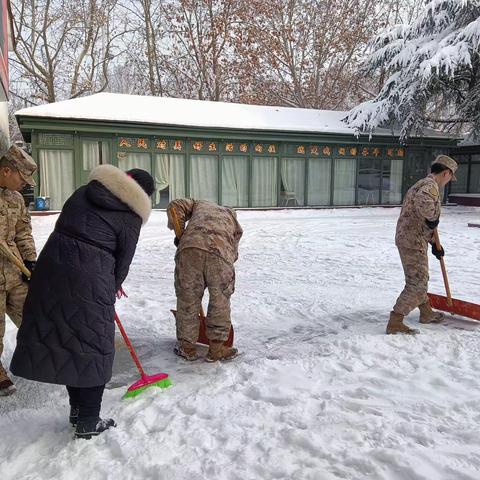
[206,341,238,362]
[418,302,445,324]
[386,311,419,335]
[173,341,199,361]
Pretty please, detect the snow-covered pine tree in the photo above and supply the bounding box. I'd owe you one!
[344,0,480,140]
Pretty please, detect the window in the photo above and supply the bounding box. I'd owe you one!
[222,156,248,207]
[469,164,480,193]
[382,159,403,204]
[117,152,151,172]
[82,140,110,171]
[38,149,75,210]
[190,155,218,202]
[280,158,305,206]
[251,156,277,207]
[449,163,468,194]
[307,158,331,206]
[333,158,356,205]
[357,158,381,205]
[154,154,186,208]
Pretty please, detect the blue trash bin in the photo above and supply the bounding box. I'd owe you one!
[35,196,50,211]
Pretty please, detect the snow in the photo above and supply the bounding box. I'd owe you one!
[15,92,448,139]
[1,206,480,480]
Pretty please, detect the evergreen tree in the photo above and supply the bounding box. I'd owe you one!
[345,0,480,140]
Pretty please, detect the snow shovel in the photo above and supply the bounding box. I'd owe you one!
[168,207,234,348]
[0,240,32,278]
[427,229,480,321]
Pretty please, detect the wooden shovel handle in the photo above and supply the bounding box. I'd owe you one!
[169,207,183,239]
[0,240,31,278]
[433,228,452,306]
[169,207,206,317]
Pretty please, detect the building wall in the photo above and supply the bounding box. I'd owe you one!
[29,130,434,210]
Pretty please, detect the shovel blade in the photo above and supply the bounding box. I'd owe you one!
[428,293,480,321]
[171,310,234,347]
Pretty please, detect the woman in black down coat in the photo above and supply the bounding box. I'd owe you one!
[11,164,154,439]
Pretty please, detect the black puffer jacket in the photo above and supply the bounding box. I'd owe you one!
[11,165,151,387]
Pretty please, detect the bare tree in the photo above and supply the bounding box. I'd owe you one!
[118,0,167,96]
[10,0,128,104]
[159,0,244,101]
[9,0,425,114]
[236,0,403,110]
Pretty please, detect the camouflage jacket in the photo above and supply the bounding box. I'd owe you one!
[0,189,36,287]
[167,199,243,265]
[395,175,441,251]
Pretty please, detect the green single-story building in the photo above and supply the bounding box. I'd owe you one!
[15,93,461,210]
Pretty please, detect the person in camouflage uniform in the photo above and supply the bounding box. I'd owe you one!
[386,155,458,334]
[167,199,243,362]
[0,145,37,394]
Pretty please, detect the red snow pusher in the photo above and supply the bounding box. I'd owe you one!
[170,308,234,347]
[427,229,480,321]
[168,207,234,348]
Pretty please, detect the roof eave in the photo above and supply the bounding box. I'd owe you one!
[15,114,460,147]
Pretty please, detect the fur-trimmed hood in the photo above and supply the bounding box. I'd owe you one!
[88,164,151,225]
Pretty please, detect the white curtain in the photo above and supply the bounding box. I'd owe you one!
[333,158,356,205]
[251,157,277,207]
[82,141,98,171]
[153,154,186,205]
[280,158,305,206]
[38,149,75,210]
[307,158,331,206]
[82,140,110,171]
[154,154,169,205]
[190,155,218,202]
[385,159,403,204]
[117,152,151,173]
[170,154,186,200]
[222,156,248,207]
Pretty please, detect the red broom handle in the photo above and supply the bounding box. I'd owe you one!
[114,311,147,378]
[433,228,453,306]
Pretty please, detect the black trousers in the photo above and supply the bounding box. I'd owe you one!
[66,384,105,419]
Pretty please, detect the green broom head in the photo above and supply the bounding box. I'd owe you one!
[123,373,172,399]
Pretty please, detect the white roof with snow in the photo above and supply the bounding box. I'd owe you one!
[15,92,449,139]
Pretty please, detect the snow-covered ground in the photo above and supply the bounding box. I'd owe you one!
[1,206,480,480]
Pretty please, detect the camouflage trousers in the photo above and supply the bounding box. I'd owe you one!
[393,247,429,316]
[0,281,28,381]
[175,248,235,344]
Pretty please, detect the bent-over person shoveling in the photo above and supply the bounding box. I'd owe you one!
[167,199,242,362]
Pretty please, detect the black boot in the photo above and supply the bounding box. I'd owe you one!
[74,417,117,440]
[69,406,79,427]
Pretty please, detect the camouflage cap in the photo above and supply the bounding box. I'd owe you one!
[432,154,458,181]
[1,144,37,186]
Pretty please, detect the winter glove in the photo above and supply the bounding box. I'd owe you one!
[425,217,439,229]
[174,237,180,247]
[431,243,445,260]
[22,260,36,282]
